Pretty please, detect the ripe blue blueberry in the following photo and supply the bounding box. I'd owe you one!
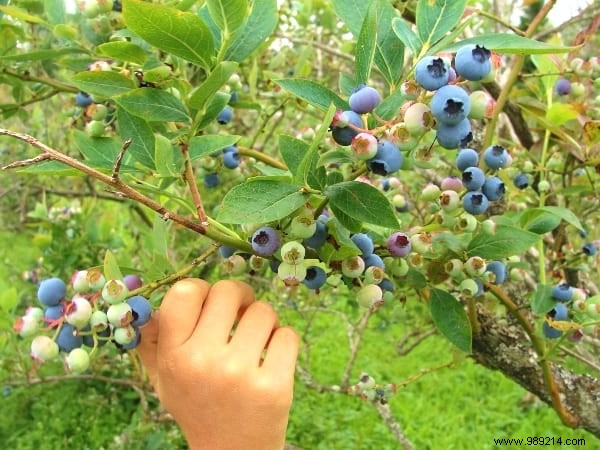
[223,150,240,169]
[219,245,236,258]
[463,192,489,215]
[126,295,152,327]
[364,253,385,269]
[486,260,507,284]
[57,323,84,352]
[203,173,220,188]
[414,56,449,91]
[304,220,328,249]
[455,44,492,81]
[349,85,381,114]
[303,266,327,290]
[251,226,281,257]
[331,110,364,146]
[223,145,237,154]
[542,321,562,339]
[436,118,472,149]
[456,148,479,171]
[513,173,530,189]
[216,106,233,124]
[555,78,571,96]
[75,92,93,107]
[44,304,65,322]
[379,278,394,292]
[229,91,239,105]
[483,145,509,169]
[387,232,411,257]
[430,85,471,125]
[351,233,374,257]
[481,176,505,201]
[462,167,486,191]
[367,139,403,176]
[582,242,597,256]
[38,278,66,306]
[552,283,573,302]
[550,303,568,321]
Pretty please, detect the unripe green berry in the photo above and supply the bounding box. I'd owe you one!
[14,315,39,337]
[143,65,172,83]
[522,160,534,173]
[87,268,105,291]
[31,335,59,362]
[90,310,109,331]
[222,254,247,275]
[86,120,105,138]
[455,213,478,232]
[439,190,461,212]
[480,219,497,235]
[364,266,385,284]
[459,278,479,296]
[570,82,585,98]
[91,104,108,121]
[66,348,90,374]
[445,259,464,278]
[288,215,317,239]
[114,325,136,345]
[249,255,267,271]
[280,241,306,265]
[107,302,133,327]
[277,261,307,286]
[342,256,365,278]
[411,233,432,254]
[465,256,486,277]
[72,270,90,293]
[468,90,495,119]
[102,279,128,304]
[421,183,441,202]
[404,102,433,137]
[538,180,550,192]
[357,284,383,308]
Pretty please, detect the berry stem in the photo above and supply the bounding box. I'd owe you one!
[237,146,288,171]
[180,141,209,228]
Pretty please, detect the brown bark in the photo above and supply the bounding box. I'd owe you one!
[472,305,600,438]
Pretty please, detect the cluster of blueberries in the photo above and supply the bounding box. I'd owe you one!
[14,272,151,373]
[543,283,586,339]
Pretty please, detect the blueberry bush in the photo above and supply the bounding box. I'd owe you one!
[1,0,599,447]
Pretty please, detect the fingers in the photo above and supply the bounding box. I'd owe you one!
[158,278,211,353]
[191,280,255,346]
[229,301,279,365]
[262,326,299,381]
[136,311,160,388]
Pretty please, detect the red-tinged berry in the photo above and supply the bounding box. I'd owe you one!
[13,315,39,337]
[65,295,93,329]
[102,279,128,304]
[123,274,143,290]
[25,307,44,321]
[351,132,378,160]
[387,232,411,257]
[469,90,495,119]
[251,226,280,257]
[357,284,383,308]
[38,278,66,306]
[66,348,90,374]
[31,336,59,363]
[441,176,463,192]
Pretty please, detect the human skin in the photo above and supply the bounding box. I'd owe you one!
[137,278,299,450]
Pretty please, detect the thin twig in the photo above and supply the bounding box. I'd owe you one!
[396,328,437,356]
[238,146,288,171]
[341,305,378,389]
[559,346,600,373]
[180,141,208,228]
[2,153,51,170]
[374,402,415,450]
[112,138,132,180]
[2,68,79,93]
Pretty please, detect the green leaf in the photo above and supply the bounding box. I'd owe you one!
[537,206,584,231]
[44,0,66,25]
[97,41,147,65]
[155,134,181,177]
[188,61,239,110]
[217,179,308,224]
[19,160,82,176]
[355,3,377,85]
[406,268,427,290]
[207,0,249,36]
[375,89,411,120]
[546,103,578,125]
[73,130,120,168]
[123,0,214,69]
[429,288,472,354]
[104,250,124,281]
[325,181,399,229]
[225,0,278,62]
[531,54,561,96]
[416,0,467,48]
[0,48,88,61]
[193,92,230,130]
[71,71,135,98]
[319,218,361,263]
[329,204,363,233]
[442,34,574,54]
[391,17,421,56]
[467,225,540,259]
[114,88,189,122]
[0,5,48,24]
[332,0,404,87]
[295,104,337,188]
[189,134,241,160]
[531,284,555,315]
[318,149,354,167]
[338,72,356,97]
[523,211,561,234]
[279,135,309,176]
[116,107,156,169]
[275,79,348,112]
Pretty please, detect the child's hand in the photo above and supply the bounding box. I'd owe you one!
[137,279,299,450]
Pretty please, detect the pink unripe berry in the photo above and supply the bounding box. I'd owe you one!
[31,335,59,362]
[13,315,39,337]
[25,307,44,321]
[123,274,143,290]
[440,176,463,192]
[357,284,383,308]
[102,279,129,304]
[351,133,378,160]
[469,90,495,119]
[65,295,93,328]
[66,348,90,374]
